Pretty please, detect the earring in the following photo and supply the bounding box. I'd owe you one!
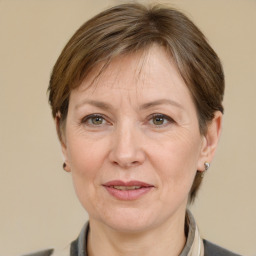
[62,162,70,172]
[204,162,210,171]
[201,162,210,178]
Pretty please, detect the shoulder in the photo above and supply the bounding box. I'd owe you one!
[22,249,54,256]
[203,240,242,256]
[21,244,71,256]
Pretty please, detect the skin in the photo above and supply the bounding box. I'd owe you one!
[59,45,222,256]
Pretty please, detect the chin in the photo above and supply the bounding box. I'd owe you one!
[103,218,153,234]
[92,206,165,234]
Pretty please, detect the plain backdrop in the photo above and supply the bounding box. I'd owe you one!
[0,0,255,255]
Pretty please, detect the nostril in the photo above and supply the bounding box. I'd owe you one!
[112,160,140,168]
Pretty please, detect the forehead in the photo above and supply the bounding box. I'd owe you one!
[74,45,189,98]
[68,44,198,125]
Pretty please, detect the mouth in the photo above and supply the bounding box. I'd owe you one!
[102,180,154,200]
[109,185,143,190]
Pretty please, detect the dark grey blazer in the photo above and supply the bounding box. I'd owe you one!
[22,239,242,256]
[203,240,242,256]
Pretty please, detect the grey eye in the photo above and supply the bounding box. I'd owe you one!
[152,116,165,125]
[82,114,106,126]
[91,116,104,125]
[149,114,174,127]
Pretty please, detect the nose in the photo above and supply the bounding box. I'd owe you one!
[108,121,146,168]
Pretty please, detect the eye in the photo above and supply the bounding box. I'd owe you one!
[82,114,107,126]
[149,114,173,127]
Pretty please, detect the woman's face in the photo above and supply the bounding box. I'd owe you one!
[62,45,209,232]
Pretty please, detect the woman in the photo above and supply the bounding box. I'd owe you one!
[25,3,240,256]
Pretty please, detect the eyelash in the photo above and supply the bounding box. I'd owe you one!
[147,114,174,127]
[81,114,110,127]
[81,113,174,128]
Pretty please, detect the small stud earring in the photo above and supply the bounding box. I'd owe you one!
[63,162,70,172]
[201,162,210,178]
[204,162,210,171]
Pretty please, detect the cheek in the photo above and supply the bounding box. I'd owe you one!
[66,135,109,185]
[151,132,202,192]
[66,137,108,212]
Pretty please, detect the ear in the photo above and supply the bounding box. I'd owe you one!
[197,111,223,172]
[55,112,71,172]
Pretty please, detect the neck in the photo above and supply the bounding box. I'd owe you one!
[87,211,186,256]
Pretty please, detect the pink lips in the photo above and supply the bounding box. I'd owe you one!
[103,180,154,201]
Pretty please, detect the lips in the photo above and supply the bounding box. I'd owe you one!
[103,180,154,200]
[110,185,142,190]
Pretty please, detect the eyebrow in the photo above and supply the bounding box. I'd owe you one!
[139,99,183,110]
[75,100,113,110]
[75,98,183,111]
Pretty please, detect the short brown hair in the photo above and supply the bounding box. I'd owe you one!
[48,3,224,203]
